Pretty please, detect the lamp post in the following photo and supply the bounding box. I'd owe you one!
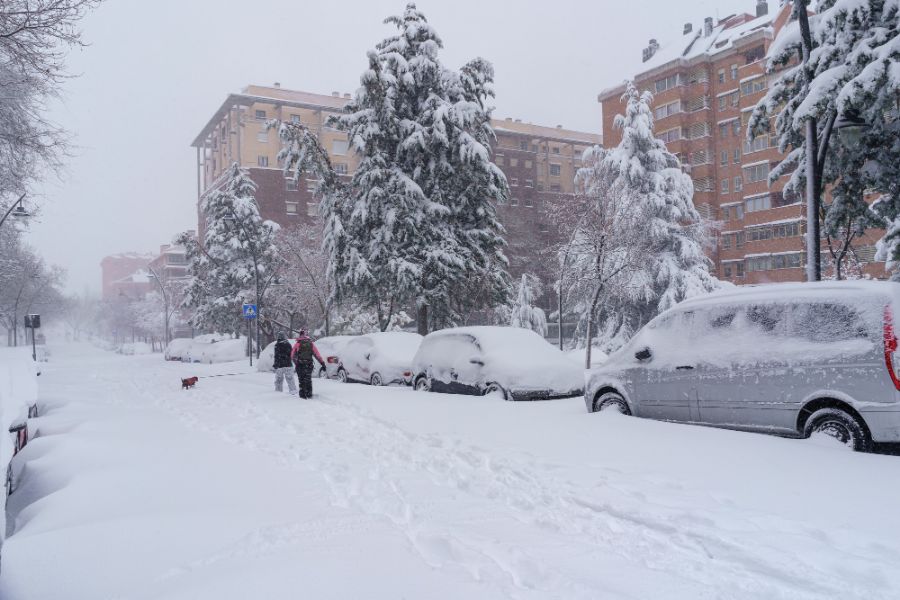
[147,266,170,349]
[0,194,30,229]
[834,108,871,146]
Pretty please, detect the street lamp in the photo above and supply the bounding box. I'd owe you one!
[147,267,171,349]
[835,108,871,146]
[0,194,31,229]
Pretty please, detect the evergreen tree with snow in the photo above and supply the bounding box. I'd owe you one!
[749,0,900,277]
[594,82,718,341]
[508,274,547,335]
[275,3,510,334]
[179,163,280,342]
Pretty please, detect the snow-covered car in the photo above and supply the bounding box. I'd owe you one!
[411,326,584,401]
[164,338,193,361]
[336,332,423,386]
[584,281,900,452]
[314,336,355,379]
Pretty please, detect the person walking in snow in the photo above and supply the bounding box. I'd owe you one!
[272,331,297,394]
[292,329,325,399]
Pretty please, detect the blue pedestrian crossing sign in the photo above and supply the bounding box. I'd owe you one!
[242,304,258,319]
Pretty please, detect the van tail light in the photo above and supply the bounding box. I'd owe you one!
[327,356,338,364]
[883,305,900,391]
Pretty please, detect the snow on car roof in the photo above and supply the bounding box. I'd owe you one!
[427,326,556,353]
[678,281,900,310]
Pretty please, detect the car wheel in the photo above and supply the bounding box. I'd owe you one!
[804,407,872,452]
[370,372,383,386]
[337,368,348,384]
[594,391,631,415]
[483,382,508,401]
[414,376,430,392]
[316,366,326,379]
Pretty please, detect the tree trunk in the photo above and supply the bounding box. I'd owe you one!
[417,303,429,336]
[558,278,564,351]
[797,0,822,282]
[585,284,604,370]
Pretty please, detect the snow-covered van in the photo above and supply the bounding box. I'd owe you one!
[412,326,584,401]
[585,281,900,451]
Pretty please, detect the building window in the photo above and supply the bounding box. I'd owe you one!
[731,91,740,107]
[719,123,729,138]
[290,114,301,123]
[550,183,561,192]
[744,162,770,184]
[718,96,727,110]
[740,77,766,96]
[257,155,269,167]
[721,179,729,194]
[733,148,741,163]
[496,156,504,166]
[335,163,348,174]
[655,74,682,93]
[286,202,298,215]
[654,100,681,119]
[552,147,560,154]
[332,140,349,155]
[744,193,771,213]
[720,151,728,166]
[524,196,533,207]
[525,159,533,169]
[286,179,298,192]
[306,180,317,192]
[730,64,738,80]
[734,175,743,192]
[306,202,318,216]
[743,135,769,154]
[549,164,561,177]
[257,129,268,143]
[255,109,267,120]
[510,177,520,186]
[724,264,733,277]
[718,69,725,84]
[510,197,519,206]
[510,157,518,167]
[659,128,681,143]
[519,140,528,151]
[732,120,741,136]
[525,179,534,188]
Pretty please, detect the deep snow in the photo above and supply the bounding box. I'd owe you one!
[2,343,900,599]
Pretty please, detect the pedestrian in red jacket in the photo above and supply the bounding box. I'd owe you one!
[291,330,325,399]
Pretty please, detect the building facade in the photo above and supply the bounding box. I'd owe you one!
[191,84,601,279]
[100,253,155,300]
[598,1,883,284]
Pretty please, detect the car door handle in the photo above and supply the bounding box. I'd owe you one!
[676,365,695,370]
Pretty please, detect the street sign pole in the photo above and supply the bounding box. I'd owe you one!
[242,304,257,367]
[24,314,40,361]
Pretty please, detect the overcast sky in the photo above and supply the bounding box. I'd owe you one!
[25,0,771,294]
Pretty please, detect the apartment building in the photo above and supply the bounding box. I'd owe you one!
[147,243,189,282]
[598,0,883,284]
[191,84,600,276]
[100,253,155,300]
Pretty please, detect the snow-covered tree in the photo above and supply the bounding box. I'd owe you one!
[749,0,900,277]
[275,3,510,334]
[576,82,717,358]
[508,273,547,335]
[179,164,280,344]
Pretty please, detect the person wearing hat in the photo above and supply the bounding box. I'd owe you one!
[291,329,325,399]
[273,331,297,394]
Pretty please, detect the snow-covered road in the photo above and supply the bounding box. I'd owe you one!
[2,343,900,599]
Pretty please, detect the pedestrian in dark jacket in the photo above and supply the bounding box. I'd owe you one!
[292,329,325,399]
[273,332,296,393]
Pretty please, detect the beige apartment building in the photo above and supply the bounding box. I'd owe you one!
[191,84,600,277]
[599,0,883,284]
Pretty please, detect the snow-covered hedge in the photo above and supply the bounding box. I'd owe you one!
[164,336,250,364]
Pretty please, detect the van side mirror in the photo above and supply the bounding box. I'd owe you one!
[635,347,652,361]
[469,358,484,366]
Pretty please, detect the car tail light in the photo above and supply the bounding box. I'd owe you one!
[883,305,900,391]
[327,356,338,364]
[403,371,411,377]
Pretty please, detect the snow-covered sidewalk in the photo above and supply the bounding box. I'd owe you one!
[2,343,899,599]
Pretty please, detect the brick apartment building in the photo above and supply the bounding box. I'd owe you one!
[190,84,600,279]
[598,0,884,284]
[147,243,189,282]
[100,253,155,300]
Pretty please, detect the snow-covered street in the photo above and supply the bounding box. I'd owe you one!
[2,344,900,599]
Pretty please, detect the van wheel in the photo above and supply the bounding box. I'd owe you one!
[594,391,631,415]
[804,408,872,452]
[414,376,430,392]
[370,372,383,386]
[484,382,508,401]
[337,368,348,384]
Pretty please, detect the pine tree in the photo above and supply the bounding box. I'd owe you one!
[508,274,547,335]
[179,164,280,342]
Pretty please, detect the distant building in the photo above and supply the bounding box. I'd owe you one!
[100,253,155,300]
[147,242,189,282]
[191,84,601,278]
[597,1,883,283]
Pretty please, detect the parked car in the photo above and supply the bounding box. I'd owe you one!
[412,326,584,400]
[585,281,900,451]
[314,335,355,378]
[336,332,423,385]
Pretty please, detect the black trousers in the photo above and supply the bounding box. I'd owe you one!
[295,360,314,398]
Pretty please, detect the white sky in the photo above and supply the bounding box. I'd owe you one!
[25,0,773,294]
